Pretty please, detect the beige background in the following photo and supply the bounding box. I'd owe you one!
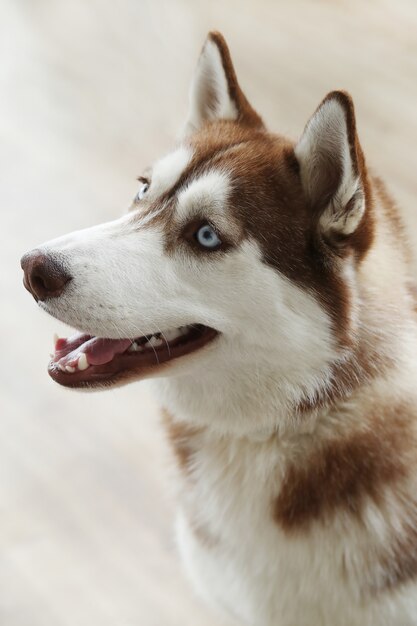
[1,1,417,625]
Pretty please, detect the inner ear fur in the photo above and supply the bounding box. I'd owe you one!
[184,31,264,135]
[295,91,372,248]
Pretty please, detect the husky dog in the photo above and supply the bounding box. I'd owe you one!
[21,31,417,626]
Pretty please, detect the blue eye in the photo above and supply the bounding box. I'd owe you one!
[195,224,222,250]
[135,182,149,202]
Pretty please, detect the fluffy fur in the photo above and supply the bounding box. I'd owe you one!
[22,32,417,625]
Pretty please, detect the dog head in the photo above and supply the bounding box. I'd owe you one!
[21,32,374,421]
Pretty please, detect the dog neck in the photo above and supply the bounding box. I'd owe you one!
[151,329,414,443]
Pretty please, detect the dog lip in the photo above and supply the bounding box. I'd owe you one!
[47,325,219,388]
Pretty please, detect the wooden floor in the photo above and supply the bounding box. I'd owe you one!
[1,0,417,624]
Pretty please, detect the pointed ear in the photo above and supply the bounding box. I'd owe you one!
[183,31,263,136]
[295,91,367,240]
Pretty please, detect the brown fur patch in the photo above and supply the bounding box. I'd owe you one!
[274,405,413,532]
[161,408,202,475]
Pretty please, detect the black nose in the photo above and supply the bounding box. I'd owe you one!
[20,250,72,301]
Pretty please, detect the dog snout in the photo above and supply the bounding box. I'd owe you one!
[20,250,72,302]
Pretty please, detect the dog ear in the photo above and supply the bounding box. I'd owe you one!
[183,31,263,135]
[295,91,367,240]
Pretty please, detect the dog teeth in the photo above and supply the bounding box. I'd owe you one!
[148,336,163,347]
[77,353,89,370]
[145,326,190,345]
[66,365,76,373]
[127,325,192,353]
[128,341,149,352]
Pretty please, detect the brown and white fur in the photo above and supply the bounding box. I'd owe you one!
[21,32,417,625]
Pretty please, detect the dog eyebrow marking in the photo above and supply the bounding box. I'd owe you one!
[149,146,192,199]
[176,169,231,221]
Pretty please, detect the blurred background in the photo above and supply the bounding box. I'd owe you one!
[1,1,417,624]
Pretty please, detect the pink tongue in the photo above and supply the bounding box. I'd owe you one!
[55,333,91,360]
[55,334,132,367]
[83,337,132,366]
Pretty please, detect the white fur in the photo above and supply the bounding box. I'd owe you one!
[175,169,243,241]
[147,146,192,199]
[176,169,231,221]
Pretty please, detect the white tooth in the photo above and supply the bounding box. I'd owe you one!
[154,337,164,347]
[77,352,89,370]
[148,336,160,347]
[58,363,66,371]
[66,365,76,373]
[128,342,138,352]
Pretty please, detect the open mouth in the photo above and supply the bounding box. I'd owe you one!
[48,324,218,388]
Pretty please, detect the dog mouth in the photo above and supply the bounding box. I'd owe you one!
[48,324,219,388]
